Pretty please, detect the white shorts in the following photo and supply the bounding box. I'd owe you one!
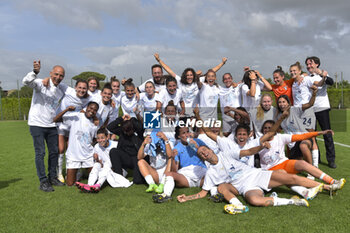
[177,165,207,187]
[66,158,94,169]
[57,123,69,137]
[232,169,272,196]
[156,166,166,180]
[222,114,236,133]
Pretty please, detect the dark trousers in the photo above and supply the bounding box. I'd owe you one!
[315,109,335,163]
[29,126,58,182]
[109,148,145,184]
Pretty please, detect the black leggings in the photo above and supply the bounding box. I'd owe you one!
[109,148,145,184]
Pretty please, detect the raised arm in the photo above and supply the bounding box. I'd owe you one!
[302,86,317,111]
[53,106,76,123]
[211,57,227,73]
[259,108,289,144]
[224,106,250,122]
[256,70,272,91]
[137,136,152,160]
[194,107,218,142]
[154,53,176,78]
[177,190,209,203]
[22,60,41,89]
[246,71,257,97]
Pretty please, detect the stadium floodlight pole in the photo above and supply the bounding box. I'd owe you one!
[341,72,344,108]
[17,79,21,120]
[0,81,2,120]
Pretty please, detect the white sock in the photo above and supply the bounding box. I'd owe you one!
[229,197,243,206]
[58,153,64,175]
[145,175,155,185]
[290,186,308,198]
[163,176,175,196]
[160,175,166,185]
[273,197,294,206]
[312,150,319,168]
[210,187,218,196]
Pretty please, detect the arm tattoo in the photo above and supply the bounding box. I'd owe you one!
[187,194,201,200]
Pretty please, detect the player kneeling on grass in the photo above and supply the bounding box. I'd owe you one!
[76,128,133,193]
[153,124,207,203]
[137,130,173,193]
[54,102,99,186]
[258,120,346,197]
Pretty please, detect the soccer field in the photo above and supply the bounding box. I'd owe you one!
[0,110,349,233]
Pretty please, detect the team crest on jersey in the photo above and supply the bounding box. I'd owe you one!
[143,111,161,129]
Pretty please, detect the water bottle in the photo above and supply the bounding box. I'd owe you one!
[187,138,197,151]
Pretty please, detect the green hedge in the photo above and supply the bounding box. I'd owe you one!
[1,89,349,120]
[0,98,31,120]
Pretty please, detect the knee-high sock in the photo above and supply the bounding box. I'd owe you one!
[312,150,319,168]
[58,153,64,175]
[273,197,294,206]
[290,186,308,197]
[163,176,175,196]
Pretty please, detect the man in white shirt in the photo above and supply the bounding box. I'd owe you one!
[305,56,336,168]
[22,60,66,192]
[137,64,166,93]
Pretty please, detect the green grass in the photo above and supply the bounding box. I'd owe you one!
[1,111,350,233]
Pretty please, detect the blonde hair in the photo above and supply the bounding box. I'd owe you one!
[256,93,272,120]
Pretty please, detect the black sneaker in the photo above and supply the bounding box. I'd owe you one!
[39,180,55,192]
[208,193,224,203]
[152,193,172,203]
[50,178,65,186]
[328,161,337,169]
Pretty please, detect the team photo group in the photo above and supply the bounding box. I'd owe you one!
[24,53,346,215]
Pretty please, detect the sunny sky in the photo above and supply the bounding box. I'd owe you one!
[1,0,349,90]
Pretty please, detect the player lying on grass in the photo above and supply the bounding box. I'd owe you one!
[258,120,346,197]
[53,102,99,186]
[152,123,207,203]
[75,128,133,193]
[178,108,325,214]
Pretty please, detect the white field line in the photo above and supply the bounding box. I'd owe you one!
[317,138,350,148]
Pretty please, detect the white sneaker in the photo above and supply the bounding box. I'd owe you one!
[291,196,309,207]
[58,174,65,183]
[305,183,323,200]
[330,178,346,191]
[224,204,249,215]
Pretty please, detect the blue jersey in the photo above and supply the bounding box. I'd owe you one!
[174,138,207,169]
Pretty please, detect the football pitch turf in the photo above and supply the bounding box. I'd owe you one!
[0,110,349,232]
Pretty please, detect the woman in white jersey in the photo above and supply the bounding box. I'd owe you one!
[54,101,99,186]
[155,75,185,115]
[120,79,138,118]
[137,81,157,117]
[154,53,227,117]
[110,77,124,122]
[75,128,133,193]
[55,79,92,182]
[241,70,272,111]
[197,69,220,120]
[219,72,242,137]
[87,76,101,101]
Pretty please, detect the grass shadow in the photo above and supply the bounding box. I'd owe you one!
[0,178,22,189]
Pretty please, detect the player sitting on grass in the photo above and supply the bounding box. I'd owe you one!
[76,128,133,192]
[258,120,346,197]
[53,101,99,186]
[152,122,207,203]
[137,130,173,193]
